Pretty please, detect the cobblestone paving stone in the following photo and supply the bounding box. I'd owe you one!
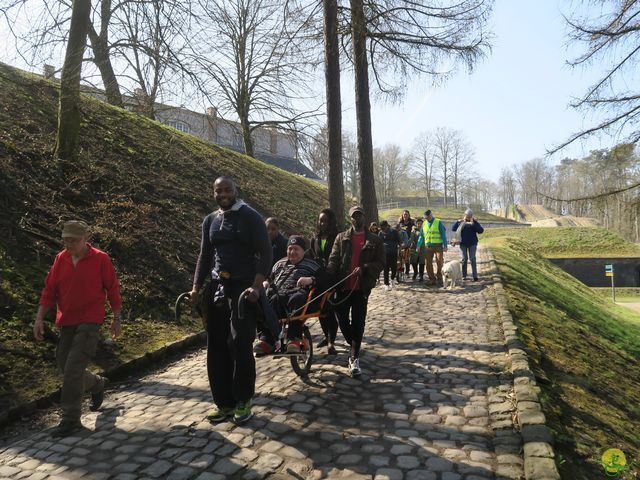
[0,247,524,479]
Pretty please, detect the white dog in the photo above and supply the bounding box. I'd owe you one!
[442,260,463,290]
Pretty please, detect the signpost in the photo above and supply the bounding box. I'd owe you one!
[605,264,615,302]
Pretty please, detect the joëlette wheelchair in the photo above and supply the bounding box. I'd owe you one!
[262,287,334,377]
[174,283,334,378]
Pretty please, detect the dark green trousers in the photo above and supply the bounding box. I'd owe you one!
[56,323,104,422]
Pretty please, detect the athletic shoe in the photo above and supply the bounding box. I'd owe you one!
[317,338,328,348]
[412,273,417,281]
[348,357,362,377]
[390,279,395,288]
[253,340,274,357]
[90,377,108,412]
[286,339,302,353]
[384,285,390,291]
[206,406,234,423]
[50,420,83,438]
[473,277,479,281]
[327,344,337,355]
[233,401,253,424]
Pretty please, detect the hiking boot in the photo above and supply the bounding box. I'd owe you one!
[206,406,234,423]
[233,400,253,424]
[90,377,108,412]
[253,340,274,357]
[317,338,328,348]
[286,339,302,354]
[348,357,361,377]
[327,344,337,355]
[50,420,83,438]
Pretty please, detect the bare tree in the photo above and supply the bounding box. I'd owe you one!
[553,1,640,152]
[110,0,193,119]
[343,134,360,201]
[498,167,517,211]
[193,0,318,158]
[450,135,475,207]
[373,143,410,203]
[346,0,492,223]
[56,0,91,160]
[412,131,438,204]
[87,0,122,106]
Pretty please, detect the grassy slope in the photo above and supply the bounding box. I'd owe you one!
[378,207,515,223]
[487,236,640,479]
[483,226,640,257]
[0,63,327,412]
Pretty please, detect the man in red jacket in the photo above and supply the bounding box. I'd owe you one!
[33,220,122,437]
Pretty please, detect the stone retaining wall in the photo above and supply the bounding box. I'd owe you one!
[486,249,562,480]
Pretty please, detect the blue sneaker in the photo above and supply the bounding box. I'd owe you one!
[233,400,253,424]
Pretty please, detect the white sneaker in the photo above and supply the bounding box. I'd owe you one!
[384,285,390,291]
[348,357,361,377]
[390,280,395,289]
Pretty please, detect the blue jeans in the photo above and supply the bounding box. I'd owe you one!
[460,244,478,279]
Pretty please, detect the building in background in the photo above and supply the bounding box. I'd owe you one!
[42,65,320,181]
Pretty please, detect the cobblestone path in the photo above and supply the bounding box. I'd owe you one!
[0,247,524,480]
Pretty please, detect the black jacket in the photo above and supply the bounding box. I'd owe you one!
[308,233,338,267]
[327,228,385,295]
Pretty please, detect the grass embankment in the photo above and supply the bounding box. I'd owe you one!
[0,62,326,414]
[483,226,640,258]
[486,235,640,479]
[379,207,514,223]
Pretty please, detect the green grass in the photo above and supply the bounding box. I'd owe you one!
[482,227,640,258]
[487,236,640,479]
[379,207,515,223]
[0,62,328,413]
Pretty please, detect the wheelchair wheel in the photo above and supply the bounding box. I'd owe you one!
[290,326,313,377]
[175,292,192,323]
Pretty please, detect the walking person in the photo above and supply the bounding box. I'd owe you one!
[378,220,400,290]
[190,177,272,424]
[328,206,385,376]
[398,210,415,276]
[308,208,340,354]
[409,218,426,281]
[266,217,288,268]
[34,220,121,437]
[452,209,484,281]
[417,209,448,285]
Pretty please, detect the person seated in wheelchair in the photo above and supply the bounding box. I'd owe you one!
[255,235,331,355]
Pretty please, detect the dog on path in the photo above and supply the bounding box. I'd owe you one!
[442,260,463,290]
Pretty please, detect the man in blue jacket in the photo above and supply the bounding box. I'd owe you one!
[452,209,484,281]
[417,209,448,285]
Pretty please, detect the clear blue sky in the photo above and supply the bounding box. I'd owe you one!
[342,0,615,182]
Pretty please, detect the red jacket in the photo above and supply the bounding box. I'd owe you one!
[39,245,122,327]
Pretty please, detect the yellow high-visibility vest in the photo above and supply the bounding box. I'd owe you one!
[422,218,443,244]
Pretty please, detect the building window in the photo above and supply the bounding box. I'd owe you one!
[168,120,190,133]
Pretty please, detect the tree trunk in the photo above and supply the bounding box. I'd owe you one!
[324,0,345,229]
[240,117,254,158]
[351,0,378,223]
[88,24,123,107]
[56,0,91,161]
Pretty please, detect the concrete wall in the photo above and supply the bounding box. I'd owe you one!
[548,258,640,287]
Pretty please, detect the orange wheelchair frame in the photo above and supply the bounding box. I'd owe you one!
[271,287,334,378]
